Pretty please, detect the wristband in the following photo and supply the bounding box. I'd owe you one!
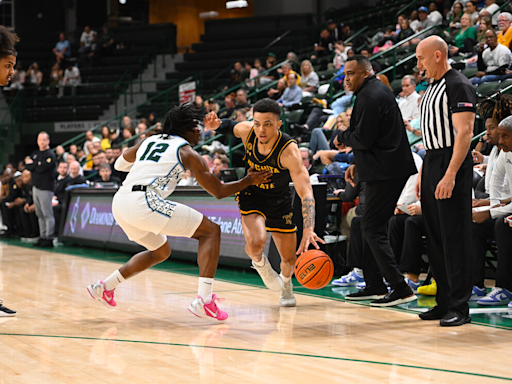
[217,119,238,136]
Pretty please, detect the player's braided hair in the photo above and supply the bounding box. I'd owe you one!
[478,92,512,122]
[161,102,204,139]
[0,26,19,59]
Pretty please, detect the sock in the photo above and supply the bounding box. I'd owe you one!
[104,270,125,291]
[198,277,214,303]
[280,273,291,283]
[253,254,266,267]
[354,268,363,276]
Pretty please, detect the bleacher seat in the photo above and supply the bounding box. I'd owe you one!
[476,82,500,98]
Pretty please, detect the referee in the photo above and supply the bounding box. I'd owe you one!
[24,131,56,248]
[415,36,475,326]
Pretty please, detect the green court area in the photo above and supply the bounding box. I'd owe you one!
[3,238,511,330]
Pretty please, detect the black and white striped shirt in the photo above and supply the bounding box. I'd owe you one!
[420,69,477,150]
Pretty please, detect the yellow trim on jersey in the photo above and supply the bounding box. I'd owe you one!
[240,209,267,219]
[242,126,255,162]
[252,130,283,163]
[266,226,297,233]
[277,139,297,170]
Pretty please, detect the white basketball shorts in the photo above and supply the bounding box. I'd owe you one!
[112,189,203,251]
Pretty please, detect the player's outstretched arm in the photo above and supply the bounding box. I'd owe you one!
[281,143,325,255]
[203,111,252,143]
[180,145,272,199]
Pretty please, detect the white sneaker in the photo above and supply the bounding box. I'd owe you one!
[280,280,296,307]
[87,280,117,309]
[251,255,283,292]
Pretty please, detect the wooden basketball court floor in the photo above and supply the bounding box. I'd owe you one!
[1,239,512,383]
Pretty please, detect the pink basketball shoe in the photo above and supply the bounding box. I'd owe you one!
[188,294,228,322]
[87,280,117,308]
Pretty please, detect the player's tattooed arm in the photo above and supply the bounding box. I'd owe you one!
[301,196,315,230]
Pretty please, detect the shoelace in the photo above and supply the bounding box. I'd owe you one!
[488,287,504,297]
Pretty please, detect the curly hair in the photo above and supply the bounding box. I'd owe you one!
[478,92,512,122]
[0,25,19,59]
[161,102,204,138]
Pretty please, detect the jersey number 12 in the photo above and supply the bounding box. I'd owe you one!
[139,142,169,162]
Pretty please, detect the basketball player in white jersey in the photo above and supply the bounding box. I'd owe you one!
[87,103,271,322]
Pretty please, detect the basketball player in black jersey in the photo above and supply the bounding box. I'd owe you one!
[204,98,324,307]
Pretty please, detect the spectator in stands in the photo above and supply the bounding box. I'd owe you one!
[66,154,77,166]
[299,60,319,97]
[339,23,354,42]
[281,62,301,86]
[104,148,114,165]
[79,26,96,55]
[394,15,414,43]
[333,41,348,70]
[428,2,444,26]
[137,122,147,137]
[205,99,219,114]
[497,12,512,50]
[212,154,229,179]
[55,145,68,164]
[76,147,86,163]
[122,116,133,129]
[100,24,115,55]
[470,115,512,306]
[465,1,479,25]
[97,162,120,184]
[410,10,420,32]
[373,27,397,53]
[234,61,249,82]
[218,94,236,120]
[177,169,197,186]
[359,49,381,73]
[83,130,100,157]
[122,127,136,147]
[267,78,286,100]
[398,75,421,120]
[84,32,102,68]
[480,0,500,26]
[100,126,111,150]
[258,53,279,85]
[69,144,78,158]
[286,52,300,72]
[148,112,157,127]
[60,63,81,97]
[310,112,351,156]
[24,132,56,248]
[300,148,320,183]
[447,2,464,36]
[254,58,264,75]
[20,170,38,240]
[53,33,70,64]
[235,89,251,110]
[25,62,42,87]
[449,13,478,56]
[8,63,25,96]
[477,17,493,43]
[278,73,302,107]
[68,161,86,184]
[416,6,435,32]
[327,19,342,41]
[313,28,335,58]
[245,61,258,87]
[48,62,63,97]
[109,128,123,147]
[470,29,512,84]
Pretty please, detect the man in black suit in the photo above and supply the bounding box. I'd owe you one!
[53,161,72,237]
[334,55,418,307]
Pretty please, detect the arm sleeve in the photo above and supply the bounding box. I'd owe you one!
[447,78,477,114]
[114,154,134,172]
[337,96,380,150]
[338,175,360,202]
[397,173,419,206]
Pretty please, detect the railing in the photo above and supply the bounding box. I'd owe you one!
[492,0,511,18]
[263,30,291,53]
[344,25,369,45]
[55,75,196,151]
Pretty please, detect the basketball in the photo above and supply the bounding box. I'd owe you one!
[294,250,334,290]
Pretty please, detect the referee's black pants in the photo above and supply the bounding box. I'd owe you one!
[362,177,409,292]
[422,148,473,316]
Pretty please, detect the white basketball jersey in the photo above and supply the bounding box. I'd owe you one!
[121,134,189,198]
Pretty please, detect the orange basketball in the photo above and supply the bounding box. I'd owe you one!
[294,250,334,290]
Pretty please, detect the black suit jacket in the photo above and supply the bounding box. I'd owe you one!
[54,175,72,203]
[337,75,417,182]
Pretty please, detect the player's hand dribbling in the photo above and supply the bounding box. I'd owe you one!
[203,112,221,132]
[345,164,357,187]
[246,166,272,185]
[296,229,325,255]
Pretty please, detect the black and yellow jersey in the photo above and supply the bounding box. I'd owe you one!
[242,126,296,200]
